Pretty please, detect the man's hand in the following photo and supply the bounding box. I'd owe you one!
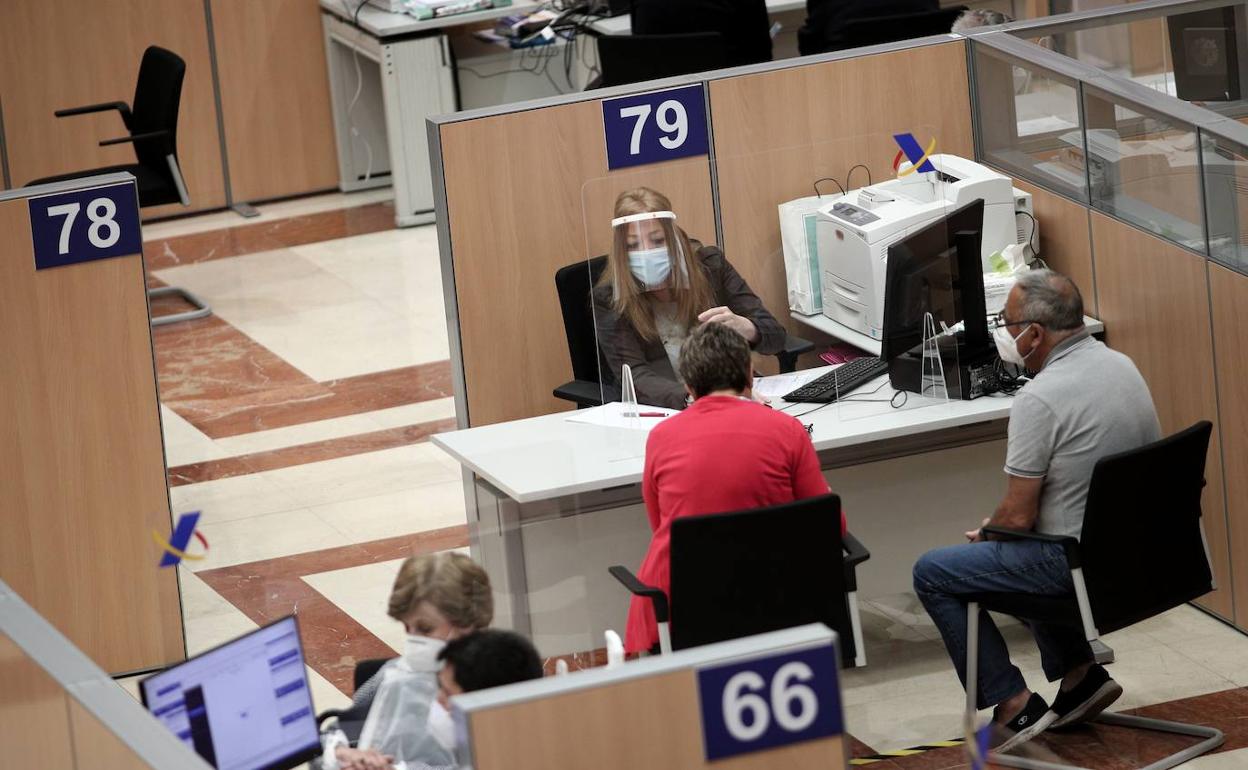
[965,517,991,543]
[336,747,394,769]
[698,306,759,343]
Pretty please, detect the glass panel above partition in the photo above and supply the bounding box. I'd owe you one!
[971,44,1090,201]
[1199,127,1248,270]
[1081,84,1208,253]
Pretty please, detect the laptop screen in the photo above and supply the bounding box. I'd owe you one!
[140,616,320,770]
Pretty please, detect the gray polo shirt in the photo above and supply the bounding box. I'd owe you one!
[1005,331,1161,538]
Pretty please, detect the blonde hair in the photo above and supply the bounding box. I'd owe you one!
[599,187,714,342]
[387,552,493,630]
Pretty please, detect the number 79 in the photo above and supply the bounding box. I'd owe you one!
[619,99,689,156]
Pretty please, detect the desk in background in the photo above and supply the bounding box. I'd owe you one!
[432,349,1105,657]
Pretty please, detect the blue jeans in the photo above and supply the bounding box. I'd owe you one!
[913,540,1094,710]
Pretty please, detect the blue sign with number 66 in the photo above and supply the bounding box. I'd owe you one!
[28,181,142,270]
[602,84,709,171]
[697,644,842,761]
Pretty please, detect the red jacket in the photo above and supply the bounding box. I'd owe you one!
[624,395,844,652]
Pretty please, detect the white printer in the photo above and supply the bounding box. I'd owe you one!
[813,155,1029,341]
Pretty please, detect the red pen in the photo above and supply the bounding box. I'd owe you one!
[637,412,667,417]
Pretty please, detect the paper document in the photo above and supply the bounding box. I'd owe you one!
[564,402,679,430]
[753,369,825,401]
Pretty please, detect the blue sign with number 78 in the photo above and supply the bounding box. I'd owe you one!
[28,181,142,270]
[602,84,709,171]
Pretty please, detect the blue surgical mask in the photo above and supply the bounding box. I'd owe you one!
[628,247,672,291]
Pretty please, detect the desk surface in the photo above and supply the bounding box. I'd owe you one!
[320,0,540,37]
[794,314,1105,356]
[434,365,1019,504]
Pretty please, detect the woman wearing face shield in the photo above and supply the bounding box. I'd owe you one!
[594,187,787,409]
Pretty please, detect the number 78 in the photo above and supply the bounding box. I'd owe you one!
[619,99,689,155]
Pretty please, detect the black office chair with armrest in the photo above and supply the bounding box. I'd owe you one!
[553,256,816,407]
[29,45,209,327]
[841,6,967,50]
[610,493,871,667]
[963,421,1223,769]
[629,0,772,68]
[591,32,727,89]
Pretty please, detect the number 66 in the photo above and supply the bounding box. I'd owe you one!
[722,662,819,741]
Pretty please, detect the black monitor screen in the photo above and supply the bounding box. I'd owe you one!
[881,199,987,362]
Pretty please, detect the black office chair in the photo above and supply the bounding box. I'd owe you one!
[963,422,1224,769]
[610,493,871,667]
[841,6,967,50]
[316,656,394,744]
[799,0,938,55]
[591,32,727,89]
[30,45,209,326]
[552,256,816,408]
[629,0,772,68]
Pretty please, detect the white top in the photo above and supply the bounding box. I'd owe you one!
[434,364,1025,504]
[793,314,1105,356]
[320,0,540,37]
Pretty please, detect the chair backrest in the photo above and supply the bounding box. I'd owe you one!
[668,493,855,664]
[595,32,726,89]
[629,0,771,68]
[554,256,611,385]
[842,6,966,50]
[130,46,186,174]
[1080,421,1214,635]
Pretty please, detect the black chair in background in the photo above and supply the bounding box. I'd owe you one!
[841,6,967,49]
[964,422,1224,769]
[798,0,938,55]
[29,45,209,326]
[591,32,727,89]
[629,0,772,68]
[610,494,871,667]
[316,656,393,744]
[553,256,816,408]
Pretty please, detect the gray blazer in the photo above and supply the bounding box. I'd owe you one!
[592,245,786,410]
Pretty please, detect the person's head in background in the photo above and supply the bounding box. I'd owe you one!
[387,552,493,657]
[435,629,544,709]
[677,321,753,402]
[602,187,714,342]
[951,8,1013,33]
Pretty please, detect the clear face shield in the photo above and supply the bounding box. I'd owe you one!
[610,210,690,294]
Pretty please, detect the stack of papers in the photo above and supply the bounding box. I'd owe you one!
[753,369,825,402]
[564,402,678,430]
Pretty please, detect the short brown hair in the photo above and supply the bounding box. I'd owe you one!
[387,552,493,630]
[678,322,751,399]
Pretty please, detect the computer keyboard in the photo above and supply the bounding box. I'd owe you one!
[782,356,889,404]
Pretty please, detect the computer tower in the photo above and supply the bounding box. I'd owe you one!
[888,336,1000,401]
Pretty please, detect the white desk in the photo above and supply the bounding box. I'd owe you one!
[793,313,1105,356]
[434,366,1038,656]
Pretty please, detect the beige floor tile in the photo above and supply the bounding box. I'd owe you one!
[264,444,461,511]
[189,508,345,571]
[295,226,442,319]
[170,471,297,524]
[1176,747,1248,768]
[160,405,227,466]
[303,560,408,655]
[309,481,467,544]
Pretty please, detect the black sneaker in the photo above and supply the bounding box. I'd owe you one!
[993,692,1057,752]
[1050,664,1122,729]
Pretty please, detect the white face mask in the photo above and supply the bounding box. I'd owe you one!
[404,634,446,672]
[993,323,1033,367]
[427,700,457,753]
[628,246,672,290]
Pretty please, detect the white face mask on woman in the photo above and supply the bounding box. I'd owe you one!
[993,323,1034,367]
[628,246,672,290]
[404,634,446,672]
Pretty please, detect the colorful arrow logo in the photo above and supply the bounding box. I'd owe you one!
[154,511,209,567]
[892,133,938,177]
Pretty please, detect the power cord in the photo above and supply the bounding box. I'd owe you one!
[813,177,847,198]
[1018,210,1043,265]
[846,163,872,189]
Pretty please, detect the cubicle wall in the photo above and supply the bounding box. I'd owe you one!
[0,0,338,213]
[431,0,1248,634]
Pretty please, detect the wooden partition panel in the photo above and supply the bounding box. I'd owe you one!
[439,103,715,426]
[709,41,975,356]
[1090,212,1233,619]
[0,634,77,769]
[1011,178,1097,315]
[0,193,183,672]
[0,0,227,216]
[468,667,842,769]
[1210,264,1248,627]
[211,0,339,203]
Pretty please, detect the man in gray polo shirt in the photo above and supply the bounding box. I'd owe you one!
[914,270,1160,752]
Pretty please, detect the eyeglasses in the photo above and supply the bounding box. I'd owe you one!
[990,311,1040,330]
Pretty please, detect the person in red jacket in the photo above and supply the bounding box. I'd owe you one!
[624,322,846,653]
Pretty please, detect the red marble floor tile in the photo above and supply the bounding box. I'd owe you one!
[168,417,457,486]
[197,525,470,694]
[144,201,397,270]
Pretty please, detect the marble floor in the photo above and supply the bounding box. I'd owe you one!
[137,190,1248,767]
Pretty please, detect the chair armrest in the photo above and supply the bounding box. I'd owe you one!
[981,525,1082,569]
[99,129,169,147]
[608,565,669,623]
[842,531,870,592]
[56,101,131,121]
[774,333,816,374]
[553,380,606,407]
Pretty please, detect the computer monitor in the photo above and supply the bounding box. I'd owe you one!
[1168,6,1246,102]
[140,616,320,770]
[880,198,991,364]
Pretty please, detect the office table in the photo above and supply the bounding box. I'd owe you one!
[434,361,1071,657]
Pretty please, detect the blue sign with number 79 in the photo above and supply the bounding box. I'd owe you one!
[28,181,142,270]
[602,84,709,171]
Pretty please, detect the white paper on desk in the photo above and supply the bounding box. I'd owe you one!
[753,369,825,401]
[564,402,678,430]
